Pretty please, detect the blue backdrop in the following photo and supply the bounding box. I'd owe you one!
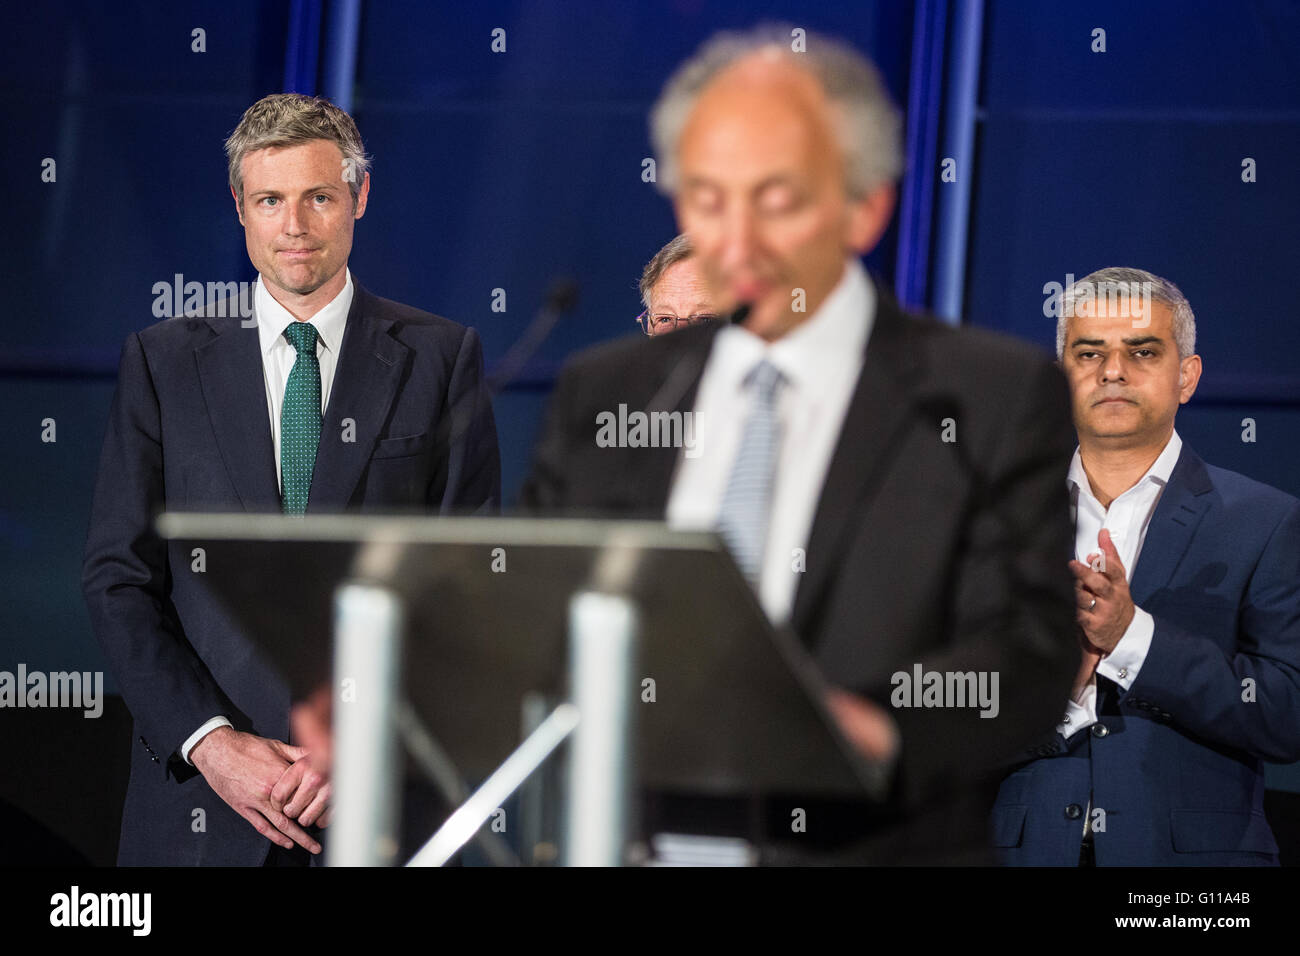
[3,1,1298,809]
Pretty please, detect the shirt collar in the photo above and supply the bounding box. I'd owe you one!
[255,268,354,357]
[1068,429,1184,501]
[715,258,874,389]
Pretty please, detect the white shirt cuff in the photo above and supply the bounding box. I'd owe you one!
[1056,677,1097,738]
[1097,606,1154,690]
[181,716,233,765]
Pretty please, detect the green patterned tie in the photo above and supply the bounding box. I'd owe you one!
[280,321,321,515]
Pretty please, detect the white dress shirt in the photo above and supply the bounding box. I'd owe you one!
[255,269,353,491]
[1056,429,1183,737]
[666,258,874,625]
[180,270,354,764]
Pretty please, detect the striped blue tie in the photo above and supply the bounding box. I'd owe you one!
[716,359,786,584]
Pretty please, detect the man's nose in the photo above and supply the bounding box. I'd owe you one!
[1100,353,1127,383]
[283,201,308,236]
[716,206,758,272]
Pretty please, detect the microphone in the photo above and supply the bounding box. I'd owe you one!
[487,277,580,395]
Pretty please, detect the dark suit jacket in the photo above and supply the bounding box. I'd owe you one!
[518,282,1079,863]
[82,282,501,865]
[992,444,1300,866]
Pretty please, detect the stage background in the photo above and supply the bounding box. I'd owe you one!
[2,0,1297,864]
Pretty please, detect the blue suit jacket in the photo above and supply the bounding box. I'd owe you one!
[992,443,1300,865]
[82,282,501,865]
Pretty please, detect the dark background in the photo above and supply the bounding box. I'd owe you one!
[2,0,1297,864]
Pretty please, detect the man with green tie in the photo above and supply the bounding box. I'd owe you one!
[82,93,501,866]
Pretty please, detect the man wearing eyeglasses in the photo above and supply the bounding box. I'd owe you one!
[636,234,721,336]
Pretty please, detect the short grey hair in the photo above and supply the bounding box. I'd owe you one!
[649,24,903,199]
[1057,267,1197,360]
[639,234,694,311]
[224,93,371,209]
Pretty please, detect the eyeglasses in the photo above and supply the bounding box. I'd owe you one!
[636,311,722,335]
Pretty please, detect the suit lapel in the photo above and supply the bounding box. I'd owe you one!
[626,326,718,513]
[1128,445,1213,606]
[195,313,280,512]
[306,285,409,512]
[789,291,926,636]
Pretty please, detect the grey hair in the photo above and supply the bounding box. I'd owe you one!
[1057,267,1197,360]
[649,24,903,199]
[224,93,371,209]
[639,234,695,311]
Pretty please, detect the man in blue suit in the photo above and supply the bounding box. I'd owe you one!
[992,267,1300,865]
[81,94,501,865]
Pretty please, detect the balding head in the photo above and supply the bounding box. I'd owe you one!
[653,27,901,339]
[650,26,902,199]
[680,50,849,208]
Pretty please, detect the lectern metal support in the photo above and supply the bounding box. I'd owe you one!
[407,702,578,867]
[328,582,403,867]
[153,514,881,868]
[408,590,639,867]
[562,591,638,866]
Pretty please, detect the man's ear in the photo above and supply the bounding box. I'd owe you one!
[231,185,245,226]
[1178,354,1202,404]
[846,183,896,255]
[353,171,371,219]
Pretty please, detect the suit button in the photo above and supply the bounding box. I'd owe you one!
[1136,700,1150,710]
[151,756,160,763]
[1092,723,1109,738]
[1065,804,1083,820]
[139,736,147,744]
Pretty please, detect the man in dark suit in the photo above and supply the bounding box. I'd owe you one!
[992,268,1300,865]
[82,94,500,865]
[519,28,1078,863]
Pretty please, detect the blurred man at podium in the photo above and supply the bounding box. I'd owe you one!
[82,94,501,865]
[520,26,1077,863]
